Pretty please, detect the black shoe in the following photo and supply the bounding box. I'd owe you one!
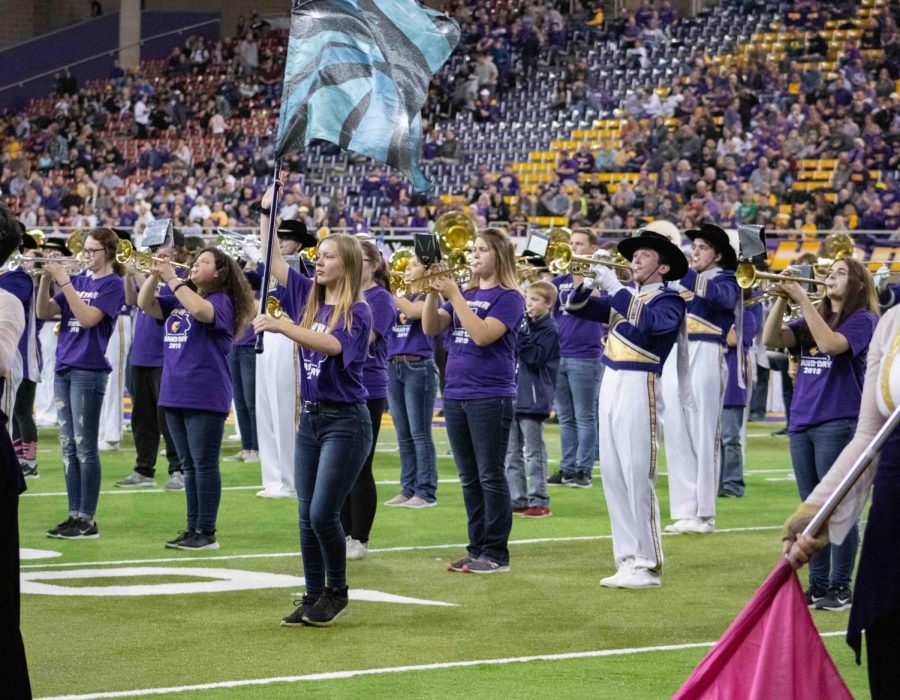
[280,594,320,626]
[175,531,220,550]
[569,473,592,489]
[164,531,193,549]
[47,517,76,538]
[805,583,828,608]
[302,586,349,627]
[21,462,39,479]
[547,470,565,485]
[816,584,852,611]
[771,428,788,437]
[56,518,99,540]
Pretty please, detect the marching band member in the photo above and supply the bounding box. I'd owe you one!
[782,302,899,697]
[766,258,878,610]
[33,238,70,428]
[254,186,373,627]
[550,229,602,489]
[342,240,397,560]
[254,221,310,499]
[37,227,125,540]
[566,229,688,589]
[383,255,439,509]
[116,234,187,490]
[98,232,132,451]
[422,227,525,574]
[663,223,740,535]
[139,247,255,550]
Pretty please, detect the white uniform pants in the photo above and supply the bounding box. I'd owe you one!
[35,322,58,427]
[662,341,727,520]
[99,314,132,444]
[598,368,664,573]
[254,332,299,492]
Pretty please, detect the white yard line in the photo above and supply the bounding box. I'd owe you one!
[37,632,847,700]
[21,525,781,570]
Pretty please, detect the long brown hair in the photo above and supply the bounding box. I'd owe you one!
[360,239,390,292]
[87,227,125,276]
[468,227,520,291]
[299,234,364,333]
[794,257,878,346]
[190,247,257,336]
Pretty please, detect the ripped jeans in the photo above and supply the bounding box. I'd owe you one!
[55,368,108,519]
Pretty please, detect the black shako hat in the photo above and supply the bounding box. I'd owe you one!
[617,230,688,281]
[684,223,737,270]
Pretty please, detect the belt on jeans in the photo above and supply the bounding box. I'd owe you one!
[302,400,362,414]
[391,354,425,363]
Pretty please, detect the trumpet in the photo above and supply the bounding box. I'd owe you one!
[8,254,85,277]
[115,240,191,274]
[390,264,471,297]
[216,228,262,263]
[734,262,827,290]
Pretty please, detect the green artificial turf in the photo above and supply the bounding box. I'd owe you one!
[18,421,870,698]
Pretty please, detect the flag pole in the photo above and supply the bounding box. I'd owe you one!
[254,161,284,355]
[800,403,900,541]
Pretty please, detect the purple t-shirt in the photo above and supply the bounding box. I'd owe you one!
[54,272,125,373]
[362,285,396,400]
[787,309,878,432]
[158,291,235,414]
[281,267,373,403]
[553,274,604,358]
[441,286,525,400]
[0,268,37,381]
[387,295,434,359]
[131,284,174,368]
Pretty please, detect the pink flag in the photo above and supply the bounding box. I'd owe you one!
[674,559,852,700]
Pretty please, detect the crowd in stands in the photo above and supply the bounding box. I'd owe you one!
[2,0,900,241]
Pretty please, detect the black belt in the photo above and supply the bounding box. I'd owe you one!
[302,400,362,414]
[391,354,425,363]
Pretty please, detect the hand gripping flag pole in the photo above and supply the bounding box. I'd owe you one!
[254,161,283,355]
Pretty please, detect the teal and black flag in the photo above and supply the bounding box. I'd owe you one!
[274,0,460,192]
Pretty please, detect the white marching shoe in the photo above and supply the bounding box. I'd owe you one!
[666,517,716,534]
[616,568,661,589]
[345,536,368,561]
[600,562,633,588]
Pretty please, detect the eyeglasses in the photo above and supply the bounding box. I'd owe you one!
[82,247,106,257]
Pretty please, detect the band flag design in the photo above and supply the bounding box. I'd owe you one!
[674,560,852,700]
[274,0,460,192]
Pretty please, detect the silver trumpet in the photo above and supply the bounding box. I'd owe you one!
[8,254,85,277]
[216,228,262,264]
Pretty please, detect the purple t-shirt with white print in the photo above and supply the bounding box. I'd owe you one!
[786,309,877,432]
[441,285,525,400]
[158,291,234,414]
[362,285,396,400]
[281,266,372,404]
[54,272,125,373]
[387,295,434,359]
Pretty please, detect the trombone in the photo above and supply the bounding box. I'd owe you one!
[540,227,632,278]
[116,240,191,273]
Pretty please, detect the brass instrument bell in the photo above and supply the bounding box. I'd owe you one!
[266,296,284,320]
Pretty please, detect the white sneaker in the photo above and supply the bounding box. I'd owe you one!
[682,517,715,534]
[345,537,368,561]
[384,494,410,506]
[664,519,694,534]
[617,568,661,589]
[227,433,241,442]
[599,567,630,588]
[402,496,437,509]
[98,441,120,451]
[256,487,281,498]
[243,450,260,463]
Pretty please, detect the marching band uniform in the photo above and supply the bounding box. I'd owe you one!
[664,224,740,534]
[566,230,688,588]
[35,320,57,426]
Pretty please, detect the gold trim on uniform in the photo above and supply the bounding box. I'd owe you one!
[882,327,900,412]
[686,313,723,337]
[626,289,663,327]
[646,372,662,573]
[604,323,660,365]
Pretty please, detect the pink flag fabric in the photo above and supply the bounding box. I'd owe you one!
[674,559,853,700]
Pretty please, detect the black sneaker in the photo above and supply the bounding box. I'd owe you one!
[175,531,220,550]
[805,583,828,608]
[46,517,75,538]
[280,594,320,627]
[569,473,592,489]
[447,555,473,572]
[56,518,99,540]
[21,462,39,479]
[547,470,565,485]
[302,586,349,627]
[164,531,193,549]
[817,584,852,611]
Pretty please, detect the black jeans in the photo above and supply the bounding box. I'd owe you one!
[867,606,900,699]
[131,366,180,477]
[340,397,385,543]
[12,379,36,444]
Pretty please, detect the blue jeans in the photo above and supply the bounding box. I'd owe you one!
[55,369,107,519]
[444,397,514,565]
[387,359,438,501]
[165,408,226,533]
[228,345,257,451]
[789,418,859,588]
[295,404,372,595]
[505,416,549,508]
[555,357,602,476]
[719,406,746,497]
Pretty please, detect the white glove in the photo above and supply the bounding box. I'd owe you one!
[874,264,890,293]
[581,274,601,290]
[667,280,687,293]
[592,264,623,294]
